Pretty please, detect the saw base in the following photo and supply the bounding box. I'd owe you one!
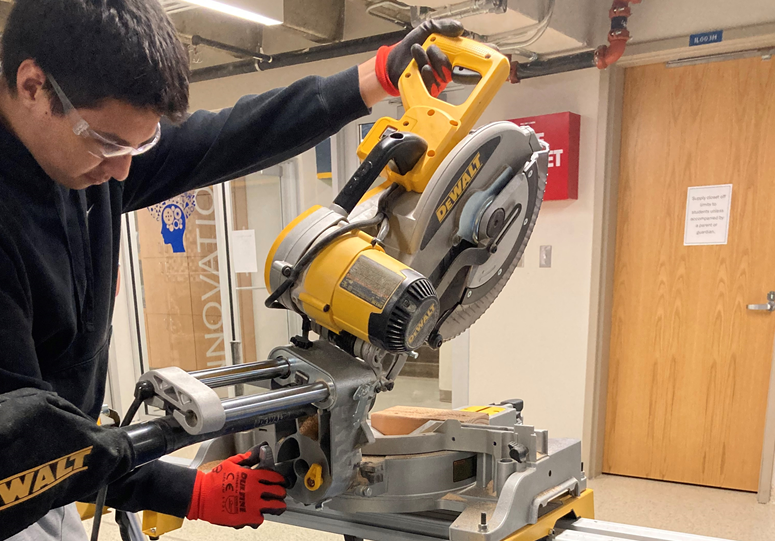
[270,490,595,541]
[268,489,731,541]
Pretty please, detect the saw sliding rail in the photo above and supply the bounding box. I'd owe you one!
[556,518,733,541]
[122,359,330,468]
[190,358,292,389]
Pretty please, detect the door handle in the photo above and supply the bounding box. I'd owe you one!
[748,291,775,312]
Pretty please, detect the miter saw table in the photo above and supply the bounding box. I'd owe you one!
[176,385,732,541]
[120,342,734,541]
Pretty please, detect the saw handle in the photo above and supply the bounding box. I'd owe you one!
[332,132,426,214]
[398,34,507,125]
[356,35,509,194]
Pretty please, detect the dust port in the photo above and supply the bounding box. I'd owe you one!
[294,459,311,480]
[277,438,300,463]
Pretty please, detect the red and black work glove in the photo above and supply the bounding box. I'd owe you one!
[186,449,288,529]
[376,19,465,98]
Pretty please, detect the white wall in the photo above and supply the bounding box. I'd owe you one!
[244,173,291,359]
[628,0,775,44]
[439,342,452,395]
[466,68,603,445]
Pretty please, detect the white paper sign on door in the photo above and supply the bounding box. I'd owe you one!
[231,229,258,273]
[684,184,733,246]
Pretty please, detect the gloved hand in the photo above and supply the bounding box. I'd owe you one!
[186,450,288,529]
[376,19,465,98]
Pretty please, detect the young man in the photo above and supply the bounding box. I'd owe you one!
[0,1,462,538]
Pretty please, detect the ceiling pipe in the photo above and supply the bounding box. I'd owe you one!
[191,29,410,83]
[191,34,271,61]
[411,0,507,26]
[366,0,412,28]
[191,0,640,85]
[509,0,641,82]
[595,0,641,69]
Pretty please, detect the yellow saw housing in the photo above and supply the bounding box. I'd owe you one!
[265,207,439,352]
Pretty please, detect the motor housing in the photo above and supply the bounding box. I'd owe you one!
[266,206,439,353]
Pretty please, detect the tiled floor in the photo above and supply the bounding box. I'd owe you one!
[588,474,775,541]
[82,378,775,540]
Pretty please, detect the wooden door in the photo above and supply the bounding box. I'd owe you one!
[603,57,775,491]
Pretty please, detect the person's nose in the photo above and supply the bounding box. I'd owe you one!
[102,154,132,182]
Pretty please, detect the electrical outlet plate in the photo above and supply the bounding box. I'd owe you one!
[539,245,552,268]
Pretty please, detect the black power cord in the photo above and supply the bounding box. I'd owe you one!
[90,381,155,541]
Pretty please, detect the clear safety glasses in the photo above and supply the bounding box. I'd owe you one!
[47,73,161,159]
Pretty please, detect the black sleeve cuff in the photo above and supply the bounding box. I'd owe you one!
[105,459,197,517]
[318,66,372,128]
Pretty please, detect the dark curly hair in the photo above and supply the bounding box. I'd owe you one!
[1,0,190,121]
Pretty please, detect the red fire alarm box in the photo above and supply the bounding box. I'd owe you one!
[509,112,580,201]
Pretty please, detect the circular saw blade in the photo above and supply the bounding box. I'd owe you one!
[438,127,547,341]
[354,121,548,345]
[439,166,544,340]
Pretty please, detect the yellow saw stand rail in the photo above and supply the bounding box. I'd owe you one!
[505,490,595,541]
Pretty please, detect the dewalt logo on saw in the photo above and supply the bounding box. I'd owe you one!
[435,153,482,224]
[407,302,438,347]
[0,447,92,511]
[420,136,501,251]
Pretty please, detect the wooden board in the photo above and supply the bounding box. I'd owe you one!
[371,406,489,436]
[603,57,775,491]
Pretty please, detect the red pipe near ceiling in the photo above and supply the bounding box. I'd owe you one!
[594,0,641,69]
[508,0,641,83]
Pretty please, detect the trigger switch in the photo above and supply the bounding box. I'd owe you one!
[452,66,483,85]
[258,443,275,469]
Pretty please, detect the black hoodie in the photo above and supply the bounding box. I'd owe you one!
[0,66,368,538]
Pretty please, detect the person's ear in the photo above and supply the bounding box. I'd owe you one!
[15,59,49,112]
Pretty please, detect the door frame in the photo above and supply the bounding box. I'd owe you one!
[587,25,775,503]
[222,160,304,365]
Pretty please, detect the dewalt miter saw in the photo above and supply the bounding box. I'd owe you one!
[122,35,582,541]
[264,35,547,359]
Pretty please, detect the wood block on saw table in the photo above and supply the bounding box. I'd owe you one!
[370,406,489,436]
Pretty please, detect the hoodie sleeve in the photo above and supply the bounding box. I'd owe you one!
[0,237,195,538]
[122,66,369,212]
